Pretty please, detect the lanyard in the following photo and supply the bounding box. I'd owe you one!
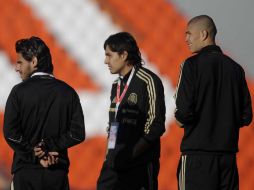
[31,72,54,78]
[115,68,135,119]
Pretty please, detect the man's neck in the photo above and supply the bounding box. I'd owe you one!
[119,65,134,77]
[203,40,216,48]
[196,41,216,53]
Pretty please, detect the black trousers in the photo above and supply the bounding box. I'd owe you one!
[97,160,160,190]
[177,154,239,190]
[11,168,69,190]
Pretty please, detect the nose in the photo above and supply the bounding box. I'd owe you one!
[185,35,188,43]
[104,57,109,65]
[15,64,20,72]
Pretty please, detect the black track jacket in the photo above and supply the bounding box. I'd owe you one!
[4,74,85,173]
[106,66,166,170]
[175,45,252,153]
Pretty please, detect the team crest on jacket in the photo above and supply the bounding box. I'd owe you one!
[127,93,137,105]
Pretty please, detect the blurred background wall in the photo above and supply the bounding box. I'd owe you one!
[0,0,253,189]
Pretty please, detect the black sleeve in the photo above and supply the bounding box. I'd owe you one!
[132,75,165,158]
[45,91,86,151]
[142,76,166,142]
[175,60,196,126]
[240,69,252,127]
[3,87,34,156]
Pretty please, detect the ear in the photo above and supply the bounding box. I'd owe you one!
[121,51,128,61]
[31,56,38,69]
[200,30,208,41]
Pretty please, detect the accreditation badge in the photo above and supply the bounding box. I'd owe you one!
[108,122,119,149]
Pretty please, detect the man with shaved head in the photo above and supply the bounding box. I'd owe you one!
[175,15,252,190]
[186,15,217,53]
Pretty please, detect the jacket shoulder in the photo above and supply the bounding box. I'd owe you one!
[54,79,78,94]
[185,54,198,65]
[136,67,162,84]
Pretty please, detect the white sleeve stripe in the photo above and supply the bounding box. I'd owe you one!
[8,136,23,143]
[137,69,156,134]
[174,62,185,101]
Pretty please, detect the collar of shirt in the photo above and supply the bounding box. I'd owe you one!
[31,72,54,78]
[119,69,132,86]
[199,45,222,54]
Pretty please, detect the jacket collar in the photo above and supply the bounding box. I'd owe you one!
[199,45,222,54]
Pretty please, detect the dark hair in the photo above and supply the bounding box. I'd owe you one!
[104,32,143,67]
[188,15,217,40]
[15,36,53,73]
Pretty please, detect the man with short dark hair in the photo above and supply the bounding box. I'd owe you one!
[97,32,166,190]
[4,36,85,190]
[175,15,253,190]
